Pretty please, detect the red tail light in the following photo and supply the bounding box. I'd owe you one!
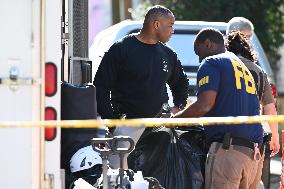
[45,62,57,96]
[270,83,278,109]
[45,107,57,141]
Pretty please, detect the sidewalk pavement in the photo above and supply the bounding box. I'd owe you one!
[270,156,281,189]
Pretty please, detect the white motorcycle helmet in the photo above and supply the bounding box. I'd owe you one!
[70,145,102,173]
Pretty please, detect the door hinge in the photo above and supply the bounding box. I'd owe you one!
[45,173,54,189]
[0,77,41,85]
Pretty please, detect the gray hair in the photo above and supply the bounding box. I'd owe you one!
[226,17,254,35]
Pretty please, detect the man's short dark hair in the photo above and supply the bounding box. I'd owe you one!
[143,5,173,26]
[194,28,224,45]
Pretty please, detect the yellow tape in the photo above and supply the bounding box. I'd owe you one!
[0,115,284,128]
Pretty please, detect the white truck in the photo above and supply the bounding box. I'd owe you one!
[0,0,91,188]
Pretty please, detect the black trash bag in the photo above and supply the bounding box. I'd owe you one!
[128,127,205,189]
[178,126,208,177]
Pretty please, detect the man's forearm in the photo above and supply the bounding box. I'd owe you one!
[263,102,280,156]
[173,101,210,118]
[263,103,278,134]
[173,90,216,118]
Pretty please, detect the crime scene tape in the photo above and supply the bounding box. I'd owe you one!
[0,115,284,128]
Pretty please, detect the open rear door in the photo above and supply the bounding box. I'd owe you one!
[0,0,43,188]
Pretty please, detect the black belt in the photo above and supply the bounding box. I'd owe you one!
[212,137,255,150]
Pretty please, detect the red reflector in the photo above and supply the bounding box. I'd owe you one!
[45,62,57,96]
[270,83,278,109]
[45,107,57,141]
[271,84,278,98]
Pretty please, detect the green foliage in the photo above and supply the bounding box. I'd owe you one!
[149,0,284,69]
[130,0,153,20]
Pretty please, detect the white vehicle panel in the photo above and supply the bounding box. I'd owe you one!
[45,0,62,188]
[0,0,41,188]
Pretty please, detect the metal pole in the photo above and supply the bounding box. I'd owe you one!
[102,155,108,189]
[119,154,124,188]
[40,0,46,188]
[112,0,120,24]
[68,0,74,83]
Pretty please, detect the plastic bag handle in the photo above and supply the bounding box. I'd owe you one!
[111,136,135,153]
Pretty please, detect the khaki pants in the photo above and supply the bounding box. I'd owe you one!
[205,142,264,189]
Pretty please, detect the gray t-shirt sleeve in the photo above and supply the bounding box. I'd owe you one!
[261,73,274,105]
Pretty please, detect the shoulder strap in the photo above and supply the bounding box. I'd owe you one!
[258,71,264,102]
[249,70,260,99]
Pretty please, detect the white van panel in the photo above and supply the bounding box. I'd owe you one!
[0,0,41,188]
